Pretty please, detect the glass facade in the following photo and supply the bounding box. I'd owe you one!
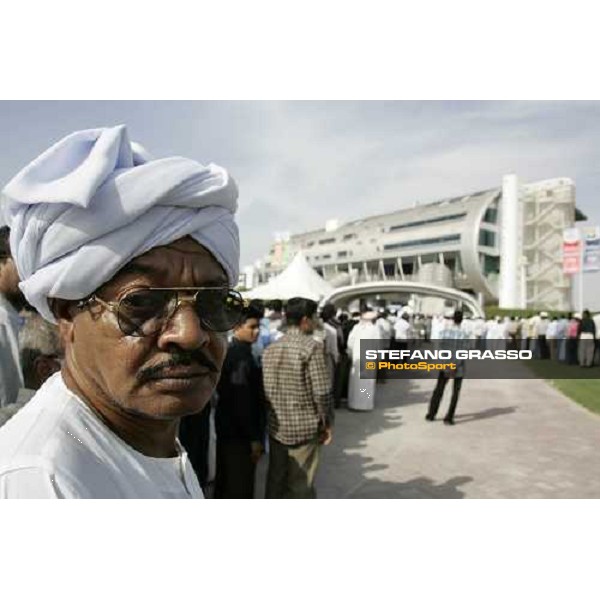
[478,229,496,247]
[388,212,466,232]
[383,234,461,251]
[483,255,500,274]
[483,206,498,224]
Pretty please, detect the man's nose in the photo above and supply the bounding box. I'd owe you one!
[156,302,210,351]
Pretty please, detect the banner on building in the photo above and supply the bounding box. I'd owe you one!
[583,225,600,272]
[562,227,581,274]
[272,232,291,269]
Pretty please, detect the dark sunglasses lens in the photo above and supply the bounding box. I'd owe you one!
[118,290,172,336]
[195,289,244,332]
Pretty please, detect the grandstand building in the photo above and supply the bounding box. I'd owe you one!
[250,175,585,311]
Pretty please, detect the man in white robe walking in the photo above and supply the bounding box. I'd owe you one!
[347,310,381,411]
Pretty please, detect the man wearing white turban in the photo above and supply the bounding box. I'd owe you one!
[0,125,243,499]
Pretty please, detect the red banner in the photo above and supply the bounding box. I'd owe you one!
[563,254,580,274]
[563,228,581,275]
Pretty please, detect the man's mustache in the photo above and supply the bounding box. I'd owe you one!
[137,350,219,382]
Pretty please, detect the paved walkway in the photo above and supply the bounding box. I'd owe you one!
[256,374,600,498]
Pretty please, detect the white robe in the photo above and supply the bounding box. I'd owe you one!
[430,316,446,340]
[347,321,381,411]
[0,373,203,498]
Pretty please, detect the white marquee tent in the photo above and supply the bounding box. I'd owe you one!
[245,252,334,301]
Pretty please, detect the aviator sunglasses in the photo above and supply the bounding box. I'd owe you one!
[77,287,246,337]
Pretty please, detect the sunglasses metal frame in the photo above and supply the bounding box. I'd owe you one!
[77,286,247,336]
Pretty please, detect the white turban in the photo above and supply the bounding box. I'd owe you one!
[1,125,239,323]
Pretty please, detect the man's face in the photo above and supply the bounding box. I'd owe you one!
[63,237,229,420]
[234,317,260,344]
[0,257,24,306]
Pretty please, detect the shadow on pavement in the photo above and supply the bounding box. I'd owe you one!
[345,475,473,499]
[453,406,517,425]
[253,377,475,499]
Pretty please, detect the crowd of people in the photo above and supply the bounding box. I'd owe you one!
[0,125,598,499]
[426,311,599,367]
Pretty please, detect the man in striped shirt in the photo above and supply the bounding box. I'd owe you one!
[262,297,334,498]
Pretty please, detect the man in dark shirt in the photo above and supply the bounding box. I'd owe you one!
[321,303,346,407]
[578,309,596,367]
[179,402,212,494]
[214,304,265,498]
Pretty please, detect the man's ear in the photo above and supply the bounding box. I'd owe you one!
[49,298,76,344]
[33,355,61,387]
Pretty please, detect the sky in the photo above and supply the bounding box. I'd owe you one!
[1,100,599,307]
